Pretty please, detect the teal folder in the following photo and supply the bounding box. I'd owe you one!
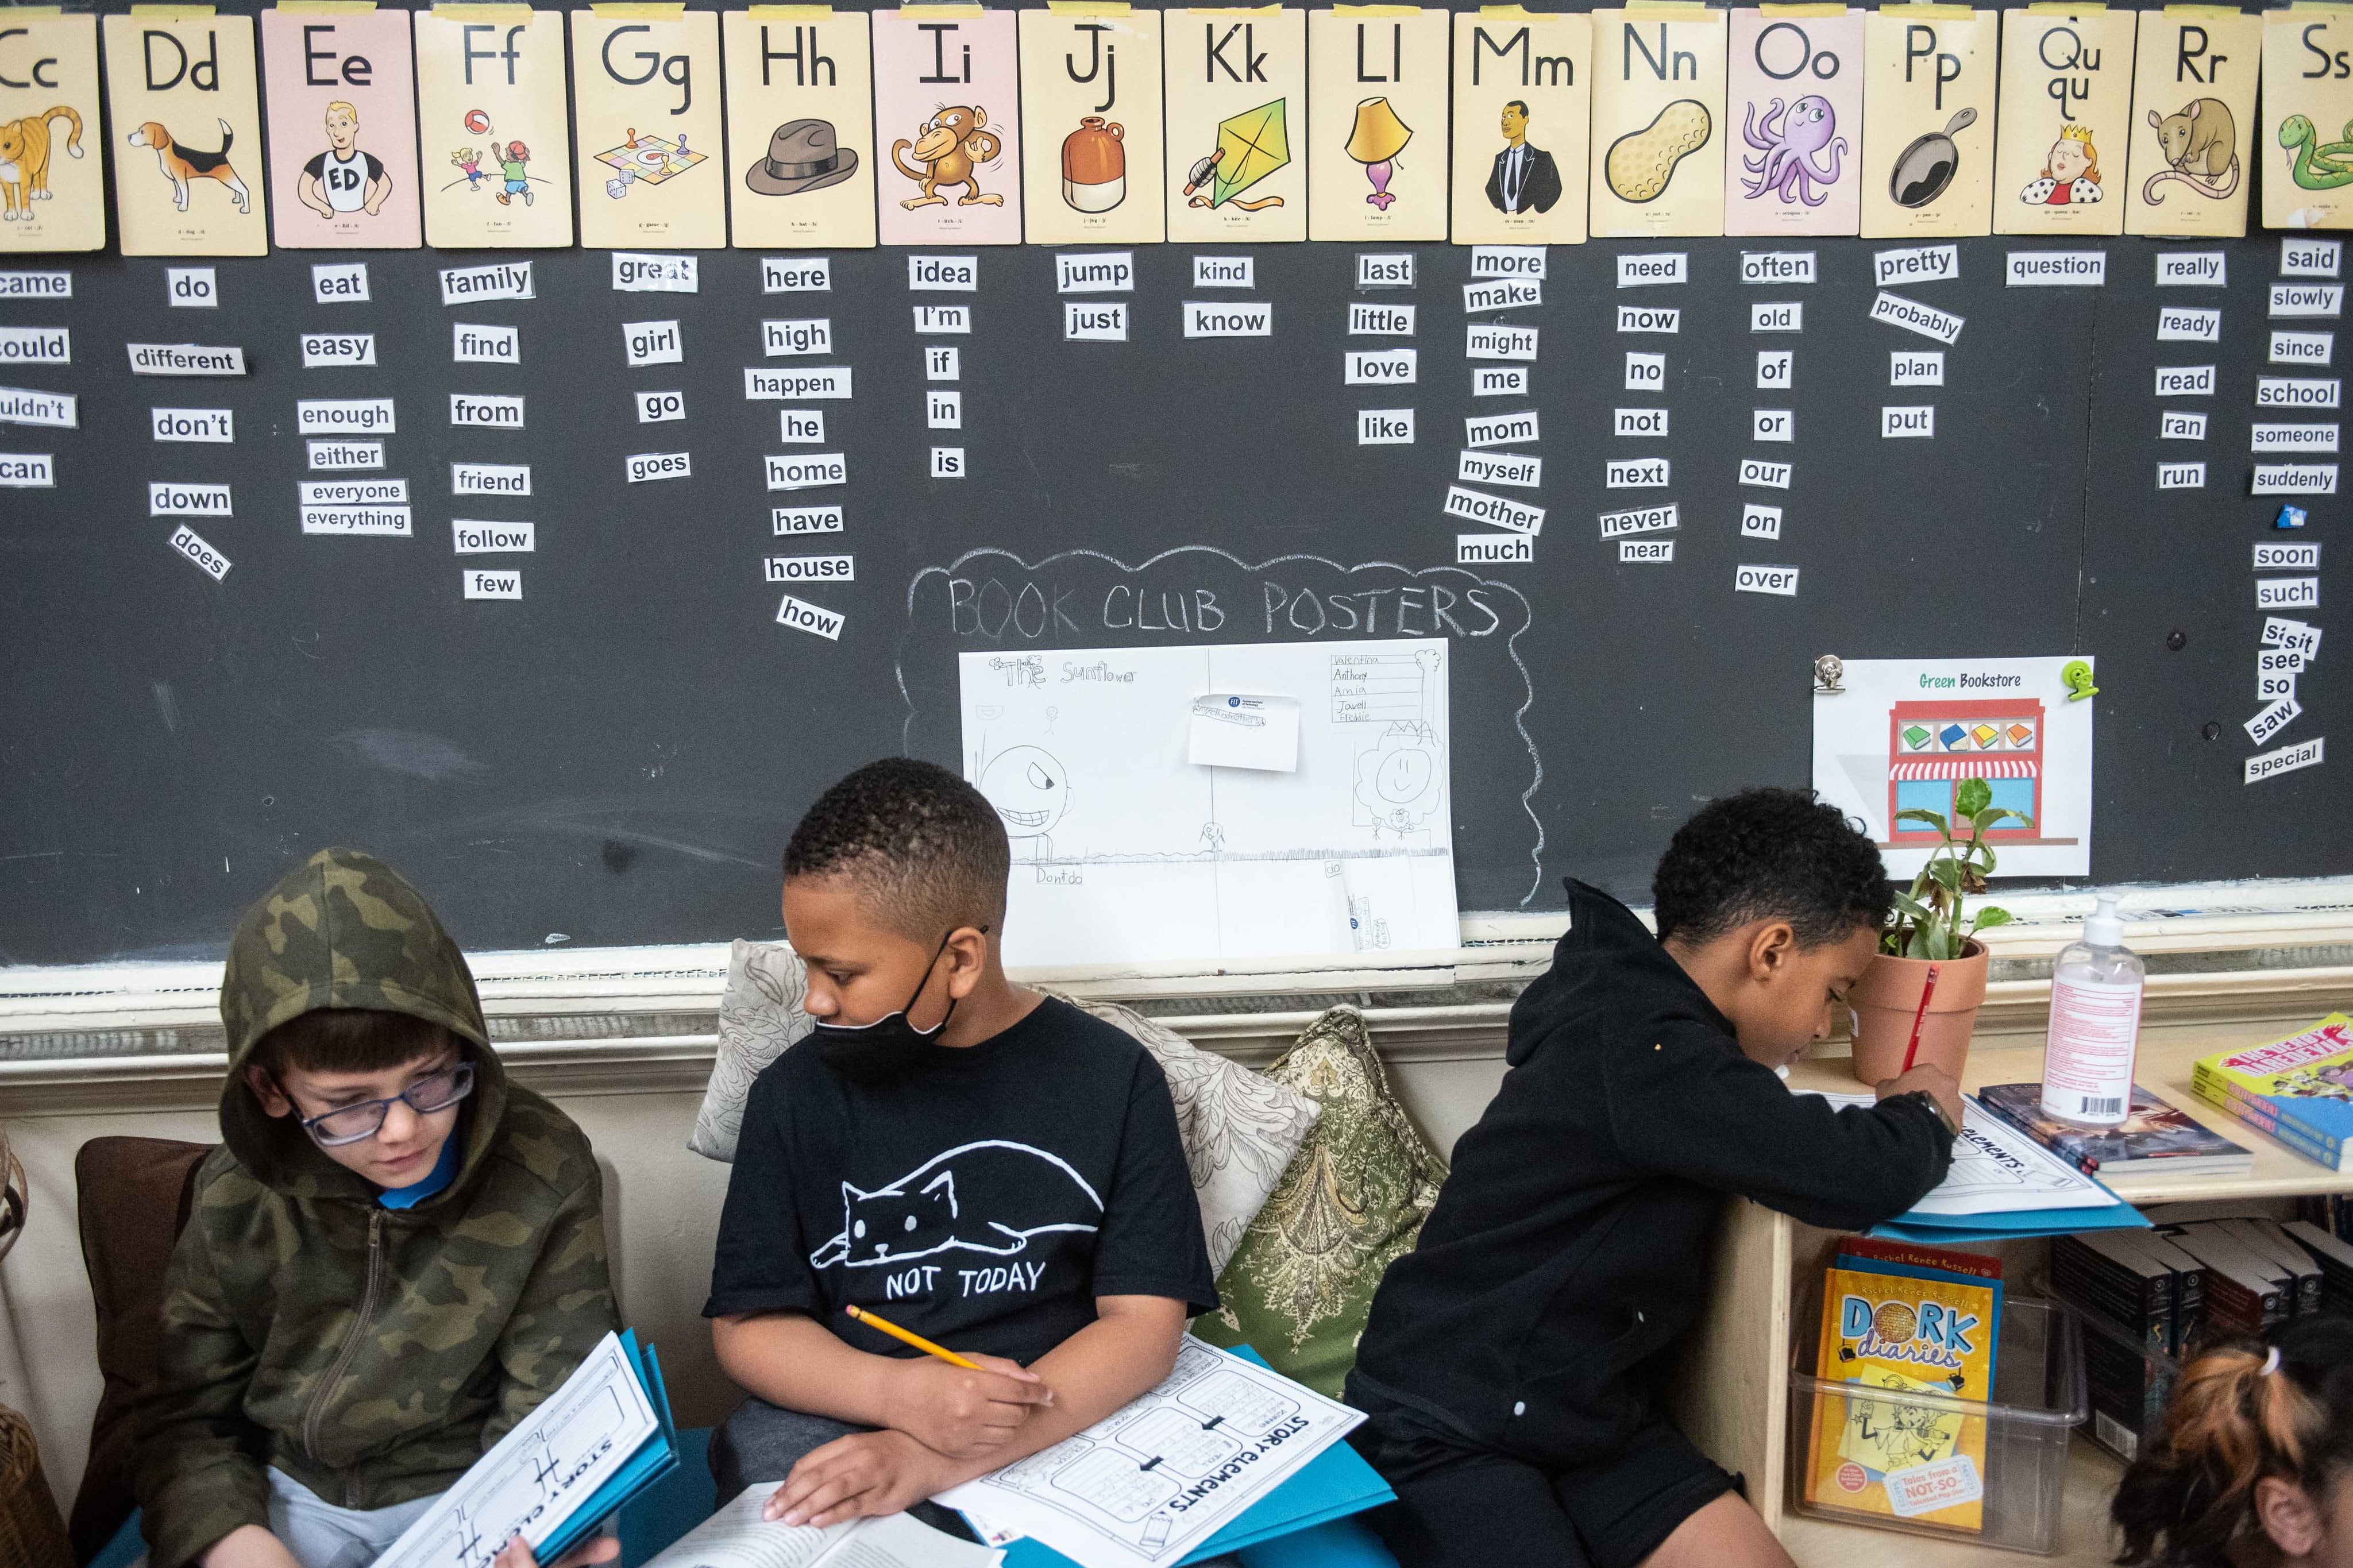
[541,1331,681,1564]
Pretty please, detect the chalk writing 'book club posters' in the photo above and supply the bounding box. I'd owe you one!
[2262,7,2353,231]
[262,8,422,250]
[105,12,266,255]
[1021,7,1164,246]
[1589,5,1729,238]
[1858,4,1996,239]
[0,14,104,253]
[572,7,725,249]
[2124,9,2256,238]
[723,9,875,249]
[1723,7,1862,237]
[415,9,574,248]
[1992,5,2136,237]
[1309,8,1450,241]
[872,8,1020,246]
[1165,7,1306,244]
[1450,8,1589,245]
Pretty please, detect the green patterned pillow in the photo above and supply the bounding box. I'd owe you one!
[1193,1006,1449,1398]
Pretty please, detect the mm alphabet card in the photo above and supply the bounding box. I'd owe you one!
[1993,4,2136,235]
[1308,7,1450,241]
[1859,4,1997,238]
[2124,9,2258,237]
[872,7,1021,245]
[572,6,725,248]
[105,11,267,254]
[724,8,875,248]
[1165,7,1306,243]
[1450,7,1589,245]
[262,6,423,249]
[1020,6,1164,246]
[0,14,105,252]
[415,7,574,248]
[1590,3,1729,238]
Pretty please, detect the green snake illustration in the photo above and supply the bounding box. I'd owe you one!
[2281,114,2353,190]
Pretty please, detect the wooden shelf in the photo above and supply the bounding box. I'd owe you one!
[1778,1436,2125,1567]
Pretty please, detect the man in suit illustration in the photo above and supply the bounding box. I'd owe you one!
[1484,100,1561,215]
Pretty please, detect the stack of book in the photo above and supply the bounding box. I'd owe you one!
[2192,1014,2353,1171]
[1976,1084,2252,1180]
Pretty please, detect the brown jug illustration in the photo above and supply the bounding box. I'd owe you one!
[1062,116,1125,213]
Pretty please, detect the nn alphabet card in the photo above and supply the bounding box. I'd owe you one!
[1589,5,1729,238]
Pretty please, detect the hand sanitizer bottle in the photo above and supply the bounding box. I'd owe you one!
[2040,895,2146,1127]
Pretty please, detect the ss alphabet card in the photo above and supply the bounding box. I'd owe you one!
[1165,7,1306,243]
[2262,6,2353,230]
[723,9,875,249]
[572,6,726,248]
[262,6,423,249]
[2124,9,2258,238]
[1589,4,1729,238]
[1992,4,2137,235]
[1020,6,1165,246]
[1859,3,1996,238]
[105,11,267,254]
[1450,7,1590,244]
[415,7,574,248]
[1307,8,1451,241]
[0,14,105,252]
[1723,7,1862,236]
[872,8,1021,245]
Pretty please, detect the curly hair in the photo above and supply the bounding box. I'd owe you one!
[783,758,1009,941]
[1650,787,1891,947]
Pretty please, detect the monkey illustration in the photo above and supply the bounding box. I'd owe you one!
[890,106,1003,210]
[2143,98,2240,204]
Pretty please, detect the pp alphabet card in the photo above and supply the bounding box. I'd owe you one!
[1992,5,2137,237]
[572,6,726,249]
[1858,4,1996,238]
[724,9,875,249]
[1723,7,1862,236]
[104,11,267,255]
[415,7,574,248]
[0,14,105,253]
[871,7,1021,246]
[2262,6,2353,231]
[1450,7,1590,245]
[2124,9,2258,238]
[1589,4,1729,238]
[1020,6,1165,246]
[262,7,423,250]
[1165,7,1306,243]
[1307,7,1451,242]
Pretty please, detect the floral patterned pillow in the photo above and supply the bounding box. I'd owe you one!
[688,939,815,1162]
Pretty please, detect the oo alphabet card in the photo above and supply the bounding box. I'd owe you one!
[1723,7,1862,236]
[871,8,1021,246]
[415,8,574,248]
[2124,10,2257,238]
[1307,8,1450,241]
[724,9,875,249]
[1165,7,1306,243]
[572,6,725,249]
[2262,7,2353,231]
[1450,7,1590,245]
[104,12,267,255]
[1589,4,1729,238]
[1020,7,1164,246]
[0,14,105,252]
[262,7,422,249]
[1992,4,2136,236]
[1859,4,1996,238]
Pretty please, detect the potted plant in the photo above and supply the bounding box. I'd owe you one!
[1847,779,2028,1084]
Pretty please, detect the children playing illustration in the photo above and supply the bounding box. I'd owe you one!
[2020,124,2104,206]
[452,147,483,190]
[496,141,533,207]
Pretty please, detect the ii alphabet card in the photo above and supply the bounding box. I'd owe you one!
[872,8,1021,246]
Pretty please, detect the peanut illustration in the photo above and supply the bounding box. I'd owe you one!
[1606,99,1712,203]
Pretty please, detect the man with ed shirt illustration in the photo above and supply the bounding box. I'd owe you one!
[1484,101,1561,216]
[300,100,393,219]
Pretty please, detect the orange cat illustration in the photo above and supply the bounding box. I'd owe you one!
[0,106,84,221]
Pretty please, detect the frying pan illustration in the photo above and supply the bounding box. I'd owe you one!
[1889,108,1979,208]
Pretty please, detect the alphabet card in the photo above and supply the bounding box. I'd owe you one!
[2262,6,2353,231]
[724,9,875,249]
[1020,6,1164,246]
[2124,10,2257,237]
[0,13,105,252]
[1859,4,1996,238]
[571,6,725,249]
[871,8,1021,246]
[262,7,422,249]
[103,12,267,255]
[415,8,574,248]
[1450,7,1590,245]
[1165,7,1306,243]
[1723,7,1862,236]
[1992,5,2136,235]
[1588,5,1729,238]
[1307,8,1450,241]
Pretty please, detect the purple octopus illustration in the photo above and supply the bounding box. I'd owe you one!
[1740,95,1846,206]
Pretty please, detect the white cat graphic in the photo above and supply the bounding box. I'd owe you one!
[810,1140,1105,1270]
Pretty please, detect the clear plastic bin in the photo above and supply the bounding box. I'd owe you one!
[1788,1291,2088,1554]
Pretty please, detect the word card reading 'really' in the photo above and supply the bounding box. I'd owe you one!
[0,15,105,253]
[572,7,725,249]
[1450,8,1590,245]
[1589,5,1730,238]
[263,7,422,249]
[1308,7,1450,241]
[1859,5,1996,240]
[105,12,267,254]
[415,9,574,248]
[723,8,876,249]
[1164,7,1307,244]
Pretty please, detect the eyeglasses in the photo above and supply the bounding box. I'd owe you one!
[288,1061,475,1147]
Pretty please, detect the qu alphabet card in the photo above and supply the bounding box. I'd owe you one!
[415,6,574,248]
[1020,6,1165,246]
[1859,3,1996,238]
[1723,6,1862,236]
[262,6,423,249]
[1307,7,1450,241]
[2262,6,2353,231]
[1450,7,1590,244]
[2124,9,2258,238]
[105,11,267,254]
[0,13,105,252]
[1165,7,1306,242]
[871,7,1021,245]
[724,7,875,248]
[1589,3,1729,237]
[572,5,726,248]
[1992,3,2137,236]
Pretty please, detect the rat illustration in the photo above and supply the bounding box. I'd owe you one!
[809,1140,1105,1269]
[2143,98,2240,204]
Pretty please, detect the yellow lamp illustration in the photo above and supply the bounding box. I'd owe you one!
[1345,96,1412,210]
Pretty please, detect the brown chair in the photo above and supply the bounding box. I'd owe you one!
[69,1137,213,1563]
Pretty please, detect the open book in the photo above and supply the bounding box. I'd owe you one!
[642,1486,1000,1568]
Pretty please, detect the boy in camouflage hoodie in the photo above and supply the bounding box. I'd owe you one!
[137,848,622,1568]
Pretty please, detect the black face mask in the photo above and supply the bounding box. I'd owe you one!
[808,931,963,1085]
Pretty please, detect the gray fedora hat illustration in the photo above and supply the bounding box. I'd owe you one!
[746,118,859,196]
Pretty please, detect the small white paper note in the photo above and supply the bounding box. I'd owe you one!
[1189,693,1301,773]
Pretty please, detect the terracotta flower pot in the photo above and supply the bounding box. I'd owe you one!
[1847,940,1990,1086]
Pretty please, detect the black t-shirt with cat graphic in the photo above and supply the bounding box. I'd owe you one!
[704,995,1218,1365]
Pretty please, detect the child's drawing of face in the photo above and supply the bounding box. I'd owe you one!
[2046,138,2090,183]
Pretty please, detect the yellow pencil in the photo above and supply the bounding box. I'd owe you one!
[844,1304,982,1370]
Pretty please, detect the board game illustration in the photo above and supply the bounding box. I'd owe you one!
[596,128,707,199]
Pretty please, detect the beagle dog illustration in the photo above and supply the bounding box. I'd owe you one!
[128,118,251,214]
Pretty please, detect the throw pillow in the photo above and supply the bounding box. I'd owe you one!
[689,939,814,1162]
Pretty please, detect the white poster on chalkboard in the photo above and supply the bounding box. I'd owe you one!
[1812,655,2093,878]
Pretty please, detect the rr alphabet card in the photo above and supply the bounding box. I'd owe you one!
[262,7,423,249]
[1589,5,1729,238]
[105,11,268,255]
[1723,7,1862,236]
[1859,5,1997,238]
[872,7,1021,246]
[1450,7,1590,245]
[1992,5,2136,237]
[724,9,875,249]
[1165,7,1306,244]
[1307,7,1451,241]
[415,7,574,248]
[0,14,105,252]
[1020,7,1165,246]
[2123,9,2257,238]
[572,7,726,249]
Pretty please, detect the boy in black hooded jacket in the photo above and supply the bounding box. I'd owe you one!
[1347,789,1962,1568]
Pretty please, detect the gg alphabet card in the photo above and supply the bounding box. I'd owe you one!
[572,6,726,248]
[1589,4,1729,238]
[2123,10,2258,238]
[104,11,267,255]
[723,9,875,249]
[262,7,423,249]
[1450,7,1590,245]
[415,7,574,248]
[1859,5,1996,238]
[2262,7,2353,231]
[1723,7,1862,236]
[1020,6,1165,246]
[1165,7,1306,244]
[872,8,1021,246]
[1992,5,2136,236]
[1307,8,1451,242]
[0,14,105,253]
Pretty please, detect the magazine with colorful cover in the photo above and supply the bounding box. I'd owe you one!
[1977,1083,2253,1179]
[2193,1014,2353,1172]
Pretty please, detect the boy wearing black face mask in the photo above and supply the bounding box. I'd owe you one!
[704,759,1220,1531]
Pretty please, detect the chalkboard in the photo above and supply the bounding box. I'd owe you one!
[1,30,2343,964]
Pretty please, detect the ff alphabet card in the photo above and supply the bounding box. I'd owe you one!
[415,8,574,248]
